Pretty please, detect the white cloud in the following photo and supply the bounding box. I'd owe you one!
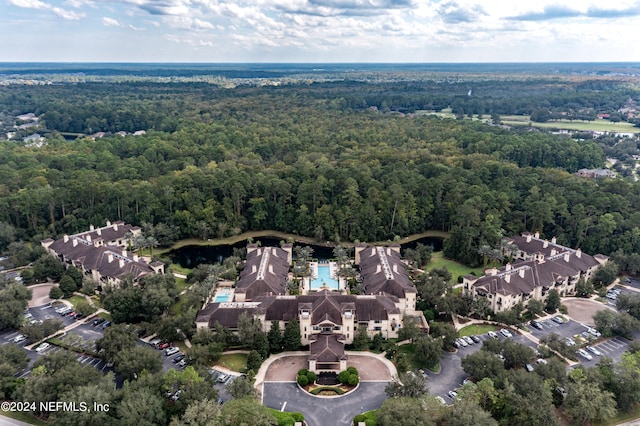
[103,16,121,26]
[162,16,214,29]
[52,6,85,19]
[7,0,49,9]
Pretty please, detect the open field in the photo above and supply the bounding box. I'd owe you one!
[426,252,484,280]
[458,324,499,336]
[501,115,640,133]
[216,353,248,372]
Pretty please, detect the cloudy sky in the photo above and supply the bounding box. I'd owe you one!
[3,0,640,62]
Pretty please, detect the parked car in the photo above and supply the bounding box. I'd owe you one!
[448,390,458,399]
[164,346,180,356]
[435,396,447,405]
[586,346,602,356]
[551,316,564,324]
[530,320,543,330]
[218,374,228,383]
[578,348,593,361]
[587,328,601,337]
[159,341,172,350]
[606,292,618,300]
[470,335,481,343]
[12,334,27,343]
[564,337,576,346]
[488,331,499,339]
[35,342,50,353]
[100,321,111,329]
[456,338,468,347]
[500,329,513,338]
[178,359,187,368]
[463,336,474,345]
[536,358,548,365]
[526,364,535,372]
[92,318,106,326]
[173,354,185,363]
[453,340,460,348]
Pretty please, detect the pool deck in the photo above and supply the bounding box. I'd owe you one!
[302,261,346,295]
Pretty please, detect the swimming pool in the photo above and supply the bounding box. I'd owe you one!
[310,264,339,290]
[214,293,231,303]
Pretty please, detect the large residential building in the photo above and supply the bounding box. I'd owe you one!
[463,232,608,313]
[41,221,164,287]
[196,244,424,372]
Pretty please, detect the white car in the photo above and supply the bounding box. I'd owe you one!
[578,349,593,361]
[456,338,468,347]
[463,336,474,345]
[586,346,602,356]
[35,342,50,353]
[500,329,513,338]
[587,328,601,338]
[435,396,447,405]
[164,346,180,356]
[488,331,499,339]
[12,334,27,343]
[448,390,458,399]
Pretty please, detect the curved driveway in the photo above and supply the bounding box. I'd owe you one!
[263,382,388,426]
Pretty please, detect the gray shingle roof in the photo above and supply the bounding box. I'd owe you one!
[359,246,416,299]
[309,334,347,362]
[235,246,290,300]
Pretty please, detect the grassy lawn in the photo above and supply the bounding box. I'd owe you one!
[458,324,499,336]
[68,295,87,307]
[0,410,48,425]
[169,263,192,276]
[426,252,484,280]
[169,295,188,316]
[216,353,248,372]
[175,277,190,293]
[501,115,640,133]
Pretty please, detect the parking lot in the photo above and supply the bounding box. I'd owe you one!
[527,317,589,340]
[424,329,537,401]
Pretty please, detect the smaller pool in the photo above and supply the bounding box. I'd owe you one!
[215,293,231,303]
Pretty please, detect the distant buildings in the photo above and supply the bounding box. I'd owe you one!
[576,168,616,179]
[41,221,164,288]
[463,232,607,314]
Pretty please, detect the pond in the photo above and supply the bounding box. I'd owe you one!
[168,236,443,269]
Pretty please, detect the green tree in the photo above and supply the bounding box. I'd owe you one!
[59,275,78,297]
[384,372,429,398]
[49,285,63,300]
[118,387,166,426]
[267,321,283,353]
[283,319,301,351]
[219,397,276,426]
[246,350,263,373]
[376,397,436,426]
[592,262,618,288]
[562,379,617,425]
[114,345,162,381]
[414,335,443,369]
[169,398,222,426]
[526,299,545,317]
[96,323,137,363]
[352,325,370,350]
[445,399,498,426]
[575,277,594,297]
[0,282,31,330]
[227,375,256,399]
[545,289,561,313]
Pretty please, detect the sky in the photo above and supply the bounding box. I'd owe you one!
[3,0,640,62]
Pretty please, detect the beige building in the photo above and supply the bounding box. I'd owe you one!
[41,221,164,287]
[463,232,607,313]
[196,245,422,372]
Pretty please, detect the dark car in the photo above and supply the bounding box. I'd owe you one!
[92,318,106,326]
[101,321,111,329]
[530,320,543,330]
[173,354,185,363]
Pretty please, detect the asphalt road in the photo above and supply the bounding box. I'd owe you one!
[263,382,388,426]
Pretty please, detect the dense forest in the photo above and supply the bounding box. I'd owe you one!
[1,76,639,267]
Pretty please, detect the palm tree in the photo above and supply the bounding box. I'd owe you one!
[146,236,158,257]
[488,248,503,266]
[477,245,492,267]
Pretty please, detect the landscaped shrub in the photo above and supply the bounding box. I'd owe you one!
[267,408,304,426]
[306,370,317,383]
[310,386,345,395]
[297,374,309,386]
[348,374,359,386]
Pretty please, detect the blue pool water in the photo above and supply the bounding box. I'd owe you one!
[215,293,231,303]
[310,265,339,290]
